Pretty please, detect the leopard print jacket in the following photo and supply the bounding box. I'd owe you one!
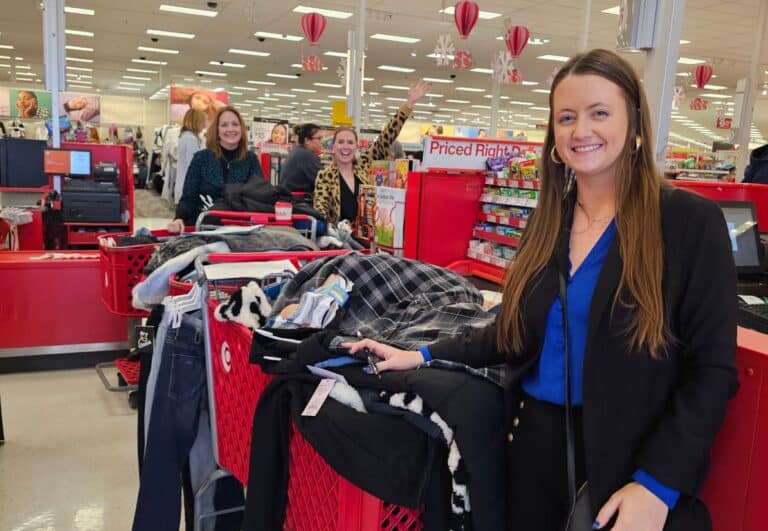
[313,104,412,224]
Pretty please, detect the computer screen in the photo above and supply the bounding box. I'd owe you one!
[717,200,764,275]
[43,149,91,176]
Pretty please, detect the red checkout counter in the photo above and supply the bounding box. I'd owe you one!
[0,251,129,360]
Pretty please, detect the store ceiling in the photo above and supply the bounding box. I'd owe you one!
[1,0,766,147]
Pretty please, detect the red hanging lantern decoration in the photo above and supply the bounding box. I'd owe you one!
[301,12,327,45]
[454,1,479,40]
[453,1,479,70]
[300,12,327,73]
[693,64,713,89]
[505,26,530,58]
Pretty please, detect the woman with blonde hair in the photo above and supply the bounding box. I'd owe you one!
[173,108,206,204]
[167,106,263,232]
[346,49,737,530]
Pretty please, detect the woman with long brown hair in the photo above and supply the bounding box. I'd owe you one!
[167,105,263,232]
[346,49,737,530]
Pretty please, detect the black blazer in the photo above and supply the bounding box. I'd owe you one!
[430,185,738,529]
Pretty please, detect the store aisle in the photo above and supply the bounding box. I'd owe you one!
[0,369,137,530]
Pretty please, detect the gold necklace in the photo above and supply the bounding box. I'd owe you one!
[572,201,614,235]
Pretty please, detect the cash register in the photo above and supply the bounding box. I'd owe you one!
[46,149,122,223]
[718,200,768,334]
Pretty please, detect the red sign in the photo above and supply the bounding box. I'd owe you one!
[716,116,733,129]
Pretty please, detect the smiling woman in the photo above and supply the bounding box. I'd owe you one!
[167,105,264,232]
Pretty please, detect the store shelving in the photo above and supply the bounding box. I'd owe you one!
[479,193,538,208]
[478,213,528,228]
[484,177,541,190]
[472,229,521,248]
[467,247,512,269]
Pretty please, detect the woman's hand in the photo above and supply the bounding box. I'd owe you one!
[166,218,185,233]
[342,338,425,372]
[594,482,669,531]
[406,80,431,107]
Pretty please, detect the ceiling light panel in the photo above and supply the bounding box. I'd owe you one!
[66,45,93,52]
[292,6,353,19]
[537,54,569,62]
[247,80,276,85]
[65,29,94,37]
[378,65,415,73]
[127,67,157,74]
[159,4,218,17]
[229,48,270,57]
[456,87,485,92]
[267,73,299,79]
[324,51,348,58]
[133,58,167,65]
[138,46,179,55]
[370,34,420,44]
[123,75,151,81]
[209,61,245,68]
[438,6,501,19]
[195,70,227,77]
[147,29,195,39]
[66,57,93,63]
[254,32,303,42]
[65,6,95,15]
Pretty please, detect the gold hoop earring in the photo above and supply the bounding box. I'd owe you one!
[633,135,642,154]
[550,146,564,165]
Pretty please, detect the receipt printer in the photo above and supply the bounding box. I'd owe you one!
[94,162,118,183]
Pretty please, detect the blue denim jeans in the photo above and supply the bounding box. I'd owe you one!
[133,310,207,531]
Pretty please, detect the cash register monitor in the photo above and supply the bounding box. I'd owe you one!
[717,200,764,276]
[44,148,91,177]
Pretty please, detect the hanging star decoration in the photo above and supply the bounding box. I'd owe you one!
[433,33,455,67]
[244,1,258,24]
[491,50,514,84]
[337,57,347,85]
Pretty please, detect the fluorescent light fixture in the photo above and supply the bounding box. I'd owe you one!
[382,84,409,90]
[254,31,303,42]
[66,45,93,52]
[272,92,296,98]
[132,58,167,65]
[495,36,550,46]
[701,93,732,99]
[66,65,93,72]
[470,68,494,74]
[147,29,195,39]
[0,63,14,68]
[438,6,501,19]
[123,75,151,81]
[324,51,348,58]
[0,44,14,50]
[15,72,35,76]
[532,89,551,94]
[364,77,375,82]
[116,86,141,91]
[423,77,454,84]
[678,57,706,65]
[209,61,245,68]
[472,104,492,109]
[15,65,30,69]
[328,95,346,100]
[119,81,146,86]
[680,40,691,45]
[65,6,95,15]
[67,73,92,79]
[291,88,317,93]
[65,29,94,37]
[314,82,342,88]
[159,4,218,17]
[267,72,299,79]
[456,87,485,92]
[537,54,569,62]
[308,98,327,103]
[446,99,470,104]
[195,70,227,77]
[426,93,444,98]
[386,97,407,102]
[378,65,415,73]
[66,57,93,63]
[689,83,727,90]
[258,97,279,101]
[370,33,420,44]
[229,48,270,57]
[426,52,455,60]
[69,83,92,88]
[509,101,535,105]
[232,85,259,91]
[127,67,157,74]
[247,80,276,85]
[292,6,353,19]
[367,91,380,95]
[138,46,179,55]
[602,6,620,15]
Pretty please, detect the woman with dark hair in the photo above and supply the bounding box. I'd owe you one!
[313,80,429,224]
[167,105,263,232]
[346,49,737,530]
[278,123,322,193]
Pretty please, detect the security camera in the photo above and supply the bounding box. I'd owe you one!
[151,37,159,43]
[207,1,218,8]
[219,60,225,65]
[296,73,302,77]
[256,36,266,42]
[140,56,146,60]
[450,74,457,79]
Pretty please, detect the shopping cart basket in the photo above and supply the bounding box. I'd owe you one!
[198,251,423,530]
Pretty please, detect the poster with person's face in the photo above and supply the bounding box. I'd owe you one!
[60,91,101,124]
[170,86,229,126]
[10,89,52,119]
[251,119,290,149]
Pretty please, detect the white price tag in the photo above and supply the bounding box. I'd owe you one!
[301,379,336,417]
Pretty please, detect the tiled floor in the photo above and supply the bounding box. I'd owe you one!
[0,368,138,530]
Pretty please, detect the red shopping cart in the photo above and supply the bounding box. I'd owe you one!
[198,251,423,530]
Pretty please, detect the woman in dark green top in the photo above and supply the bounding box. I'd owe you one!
[167,105,263,231]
